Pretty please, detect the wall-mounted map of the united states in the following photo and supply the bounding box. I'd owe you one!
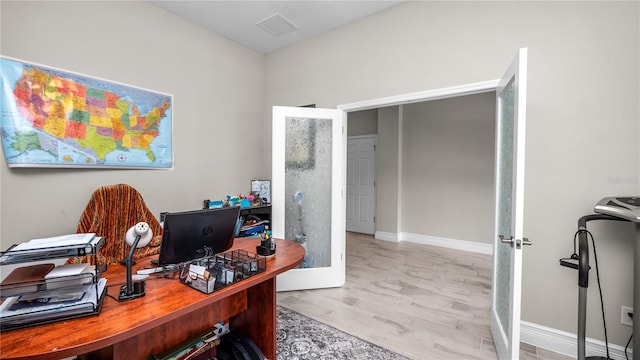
[0,57,172,168]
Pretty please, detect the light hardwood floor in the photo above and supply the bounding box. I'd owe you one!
[277,232,574,360]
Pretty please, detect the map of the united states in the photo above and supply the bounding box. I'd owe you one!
[0,58,172,168]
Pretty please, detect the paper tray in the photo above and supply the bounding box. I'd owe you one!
[0,282,107,331]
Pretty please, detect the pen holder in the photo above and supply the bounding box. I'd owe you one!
[256,230,276,256]
[256,243,276,256]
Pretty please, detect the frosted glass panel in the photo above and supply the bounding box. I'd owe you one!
[284,117,332,268]
[496,78,515,334]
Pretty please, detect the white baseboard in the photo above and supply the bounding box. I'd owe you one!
[374,231,399,242]
[521,321,631,360]
[374,231,493,255]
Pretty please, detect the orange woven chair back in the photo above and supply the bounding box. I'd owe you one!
[68,184,162,266]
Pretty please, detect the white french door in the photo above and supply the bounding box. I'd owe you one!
[272,106,346,291]
[491,48,529,360]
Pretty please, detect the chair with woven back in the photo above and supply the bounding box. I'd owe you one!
[67,183,162,266]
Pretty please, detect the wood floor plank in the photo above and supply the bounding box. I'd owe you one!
[276,232,573,360]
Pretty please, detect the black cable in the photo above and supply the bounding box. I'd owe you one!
[625,333,632,360]
[105,284,122,302]
[587,229,611,360]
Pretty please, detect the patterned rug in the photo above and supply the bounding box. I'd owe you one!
[276,305,409,360]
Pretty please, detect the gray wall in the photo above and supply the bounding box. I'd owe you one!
[0,2,265,246]
[347,109,378,136]
[402,93,496,244]
[263,0,639,349]
[376,106,401,234]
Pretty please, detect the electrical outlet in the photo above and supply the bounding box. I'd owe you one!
[621,306,633,327]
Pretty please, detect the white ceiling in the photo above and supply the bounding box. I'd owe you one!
[150,1,405,54]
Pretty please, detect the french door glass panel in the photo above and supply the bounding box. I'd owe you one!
[495,78,515,335]
[491,47,528,360]
[272,106,345,291]
[285,116,331,268]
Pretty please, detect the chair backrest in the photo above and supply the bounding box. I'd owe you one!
[68,184,162,266]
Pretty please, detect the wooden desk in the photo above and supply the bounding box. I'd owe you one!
[0,238,304,360]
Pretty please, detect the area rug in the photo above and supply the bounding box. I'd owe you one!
[276,305,409,360]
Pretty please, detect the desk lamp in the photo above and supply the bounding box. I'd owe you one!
[118,222,152,301]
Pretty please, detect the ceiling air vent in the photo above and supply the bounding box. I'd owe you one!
[256,13,299,37]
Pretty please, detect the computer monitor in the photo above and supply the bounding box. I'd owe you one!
[157,206,241,266]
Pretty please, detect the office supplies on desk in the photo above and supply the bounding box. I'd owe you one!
[0,278,107,330]
[256,228,275,256]
[0,236,106,331]
[45,263,94,290]
[239,219,269,237]
[0,234,99,263]
[8,290,86,310]
[137,266,166,275]
[12,233,96,251]
[0,263,55,296]
[180,249,265,294]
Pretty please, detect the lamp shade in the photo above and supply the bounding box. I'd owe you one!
[125,222,153,248]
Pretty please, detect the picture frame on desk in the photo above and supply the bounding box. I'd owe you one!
[251,180,271,204]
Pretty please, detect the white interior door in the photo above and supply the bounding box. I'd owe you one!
[272,106,346,291]
[491,48,529,360]
[346,136,376,235]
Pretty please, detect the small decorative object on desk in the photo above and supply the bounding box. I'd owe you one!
[203,199,224,209]
[256,228,276,256]
[204,194,255,209]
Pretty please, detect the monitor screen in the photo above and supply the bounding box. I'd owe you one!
[157,206,241,266]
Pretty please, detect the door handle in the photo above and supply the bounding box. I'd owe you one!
[499,235,532,249]
[499,235,513,244]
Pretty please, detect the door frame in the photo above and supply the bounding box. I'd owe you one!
[338,80,499,112]
[338,80,499,236]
